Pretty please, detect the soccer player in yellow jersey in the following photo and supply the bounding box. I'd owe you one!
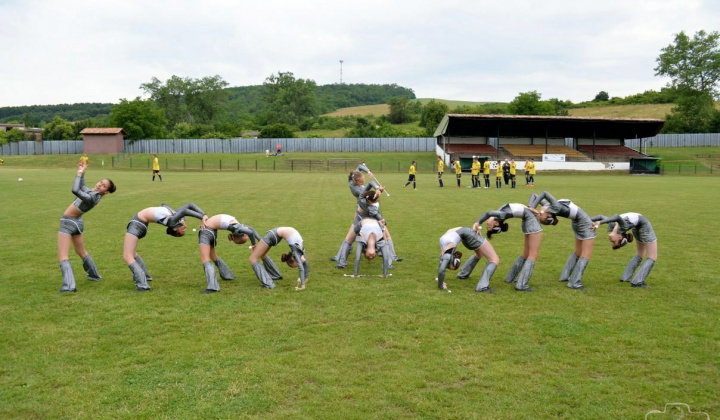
[437,155,444,187]
[470,157,481,188]
[452,159,462,188]
[510,159,517,188]
[495,160,503,189]
[152,154,163,182]
[528,158,536,186]
[482,159,491,188]
[403,160,417,190]
[79,153,89,166]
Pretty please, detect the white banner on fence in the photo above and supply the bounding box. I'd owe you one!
[543,154,565,162]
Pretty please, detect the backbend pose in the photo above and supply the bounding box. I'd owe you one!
[529,191,597,290]
[123,203,208,292]
[331,165,400,268]
[591,213,657,288]
[249,227,309,290]
[57,161,116,293]
[349,218,393,278]
[438,226,499,293]
[473,203,543,291]
[196,214,261,293]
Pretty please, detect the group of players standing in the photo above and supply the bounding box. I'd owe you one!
[434,156,537,190]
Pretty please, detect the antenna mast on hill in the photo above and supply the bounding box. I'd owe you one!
[339,60,344,84]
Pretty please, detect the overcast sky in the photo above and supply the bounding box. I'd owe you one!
[1,0,718,108]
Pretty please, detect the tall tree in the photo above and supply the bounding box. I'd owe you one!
[43,116,76,140]
[140,75,229,127]
[655,30,720,98]
[507,91,553,115]
[262,72,318,126]
[420,100,449,135]
[662,89,720,133]
[387,96,413,124]
[108,97,168,141]
[593,91,609,102]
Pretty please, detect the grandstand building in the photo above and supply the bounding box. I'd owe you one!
[434,114,664,171]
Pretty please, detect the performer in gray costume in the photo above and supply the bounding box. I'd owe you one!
[197,214,261,294]
[57,160,116,293]
[331,164,401,268]
[529,191,597,291]
[473,203,543,291]
[250,227,309,290]
[591,213,657,288]
[349,218,392,278]
[438,227,499,293]
[123,203,208,292]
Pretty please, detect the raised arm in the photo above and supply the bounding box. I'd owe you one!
[71,164,94,205]
[528,191,557,209]
[475,211,505,225]
[594,214,631,233]
[290,245,308,286]
[230,224,261,245]
[168,203,207,226]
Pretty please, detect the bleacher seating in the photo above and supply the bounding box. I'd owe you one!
[502,145,587,159]
[577,145,645,159]
[445,144,498,156]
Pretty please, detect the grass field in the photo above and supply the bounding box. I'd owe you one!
[1,155,718,419]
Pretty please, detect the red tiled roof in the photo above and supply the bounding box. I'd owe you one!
[80,128,125,134]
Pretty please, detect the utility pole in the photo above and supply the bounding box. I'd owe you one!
[339,60,344,84]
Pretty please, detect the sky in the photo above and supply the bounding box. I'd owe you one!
[1,0,719,108]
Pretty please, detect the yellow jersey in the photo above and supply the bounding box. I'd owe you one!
[454,161,462,175]
[153,157,160,171]
[483,161,490,175]
[496,165,503,178]
[510,161,516,175]
[438,160,444,173]
[408,165,416,175]
[528,162,536,175]
[471,161,480,175]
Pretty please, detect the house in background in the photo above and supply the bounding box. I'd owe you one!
[80,128,125,153]
[0,123,43,140]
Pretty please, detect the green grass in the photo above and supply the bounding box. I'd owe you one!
[0,158,718,419]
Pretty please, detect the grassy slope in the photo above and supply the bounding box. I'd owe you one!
[315,100,680,137]
[0,157,718,419]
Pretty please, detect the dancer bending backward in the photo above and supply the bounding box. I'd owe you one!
[438,227,499,293]
[591,213,657,288]
[250,227,309,290]
[529,191,596,290]
[123,203,208,292]
[350,218,392,278]
[473,203,543,291]
[332,165,400,268]
[197,214,261,293]
[58,161,116,293]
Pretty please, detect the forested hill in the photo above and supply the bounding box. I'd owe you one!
[0,103,114,126]
[223,83,415,115]
[0,83,416,124]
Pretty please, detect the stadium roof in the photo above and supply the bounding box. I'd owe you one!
[433,114,665,140]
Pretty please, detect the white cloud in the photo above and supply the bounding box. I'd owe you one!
[0,0,717,107]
